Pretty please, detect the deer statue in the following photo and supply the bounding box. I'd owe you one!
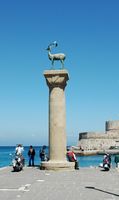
[46,41,66,69]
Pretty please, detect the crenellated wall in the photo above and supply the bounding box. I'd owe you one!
[78,120,119,150]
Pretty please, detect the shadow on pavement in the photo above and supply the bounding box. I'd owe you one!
[85,186,119,197]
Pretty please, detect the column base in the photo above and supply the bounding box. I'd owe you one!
[40,160,75,171]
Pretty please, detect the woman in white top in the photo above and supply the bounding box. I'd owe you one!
[15,144,24,156]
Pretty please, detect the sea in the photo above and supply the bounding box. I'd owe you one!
[0,146,116,168]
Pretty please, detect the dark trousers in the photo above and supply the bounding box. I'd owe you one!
[29,156,34,166]
[75,161,79,170]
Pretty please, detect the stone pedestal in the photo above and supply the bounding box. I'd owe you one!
[41,69,74,170]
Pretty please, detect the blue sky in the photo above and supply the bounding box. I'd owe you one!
[0,0,119,146]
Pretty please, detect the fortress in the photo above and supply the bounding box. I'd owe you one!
[78,120,119,151]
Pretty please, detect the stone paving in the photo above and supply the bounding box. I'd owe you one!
[0,166,119,200]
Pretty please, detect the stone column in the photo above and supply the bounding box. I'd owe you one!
[41,69,74,170]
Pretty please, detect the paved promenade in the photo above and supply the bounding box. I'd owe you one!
[0,166,119,200]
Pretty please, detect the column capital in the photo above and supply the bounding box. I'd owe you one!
[44,69,69,89]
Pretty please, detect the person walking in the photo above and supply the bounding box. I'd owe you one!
[28,145,35,166]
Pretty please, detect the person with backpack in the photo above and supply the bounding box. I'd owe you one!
[39,145,48,161]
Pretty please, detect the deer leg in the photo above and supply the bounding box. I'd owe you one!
[51,60,54,69]
[60,60,64,69]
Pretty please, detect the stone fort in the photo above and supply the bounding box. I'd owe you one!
[78,120,119,150]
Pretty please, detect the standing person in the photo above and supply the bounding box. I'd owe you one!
[67,148,79,170]
[114,154,119,168]
[107,153,111,164]
[103,153,111,168]
[39,145,48,161]
[28,145,35,166]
